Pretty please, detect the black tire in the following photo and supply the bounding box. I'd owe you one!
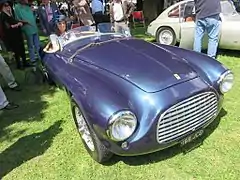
[71,99,113,163]
[156,27,177,46]
[41,66,55,85]
[24,67,44,85]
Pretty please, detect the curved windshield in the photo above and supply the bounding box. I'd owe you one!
[58,24,128,48]
[59,26,97,47]
[221,1,238,15]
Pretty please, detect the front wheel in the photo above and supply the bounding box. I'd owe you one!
[71,99,113,163]
[156,27,177,46]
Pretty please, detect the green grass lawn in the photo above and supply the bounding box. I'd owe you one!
[0,28,240,180]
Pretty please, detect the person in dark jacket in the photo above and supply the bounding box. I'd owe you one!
[193,0,221,59]
[37,0,61,36]
[0,0,30,69]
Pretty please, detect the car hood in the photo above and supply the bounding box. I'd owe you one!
[75,39,198,93]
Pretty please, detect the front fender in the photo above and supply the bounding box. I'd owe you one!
[64,60,138,140]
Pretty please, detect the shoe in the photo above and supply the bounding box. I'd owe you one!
[10,86,22,91]
[3,103,19,110]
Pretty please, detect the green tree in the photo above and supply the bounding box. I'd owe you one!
[141,0,164,24]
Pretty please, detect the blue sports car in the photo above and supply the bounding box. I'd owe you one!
[41,25,234,163]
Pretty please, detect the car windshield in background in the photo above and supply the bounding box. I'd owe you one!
[221,1,238,15]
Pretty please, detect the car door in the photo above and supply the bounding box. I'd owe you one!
[179,0,208,50]
[219,17,240,50]
[43,51,70,86]
[218,0,240,50]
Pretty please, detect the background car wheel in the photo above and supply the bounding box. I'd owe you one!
[71,99,113,163]
[156,27,176,46]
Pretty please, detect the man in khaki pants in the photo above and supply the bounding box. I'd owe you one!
[0,54,19,110]
[0,85,19,110]
[0,54,21,91]
[110,0,135,35]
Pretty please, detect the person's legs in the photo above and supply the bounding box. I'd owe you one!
[0,84,19,110]
[13,50,22,69]
[206,15,221,59]
[114,22,121,33]
[193,19,206,53]
[93,11,104,27]
[33,33,41,59]
[119,22,131,36]
[26,34,36,63]
[1,41,14,62]
[0,85,9,109]
[17,36,29,67]
[0,54,18,89]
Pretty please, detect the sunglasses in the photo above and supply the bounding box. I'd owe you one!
[3,3,10,7]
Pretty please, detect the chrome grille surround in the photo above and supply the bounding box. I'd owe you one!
[157,92,218,144]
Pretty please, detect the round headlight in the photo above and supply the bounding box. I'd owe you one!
[219,71,234,93]
[108,111,137,141]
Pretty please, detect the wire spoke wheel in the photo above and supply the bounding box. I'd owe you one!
[74,106,95,151]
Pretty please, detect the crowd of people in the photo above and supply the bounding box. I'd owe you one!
[0,0,226,111]
[0,0,136,111]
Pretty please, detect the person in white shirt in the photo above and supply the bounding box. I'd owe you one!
[109,0,135,35]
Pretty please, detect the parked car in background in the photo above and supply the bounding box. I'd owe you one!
[147,0,240,50]
[231,0,240,12]
[41,24,234,163]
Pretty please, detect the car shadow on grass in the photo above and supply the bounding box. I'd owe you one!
[0,120,63,179]
[104,108,227,166]
[218,49,240,58]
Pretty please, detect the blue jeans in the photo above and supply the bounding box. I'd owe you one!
[193,14,221,59]
[26,33,41,63]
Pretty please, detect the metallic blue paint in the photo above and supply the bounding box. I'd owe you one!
[157,44,229,92]
[42,35,229,156]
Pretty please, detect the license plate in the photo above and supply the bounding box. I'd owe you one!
[180,129,204,146]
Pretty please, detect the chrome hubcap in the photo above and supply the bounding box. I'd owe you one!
[75,107,95,151]
[159,30,174,45]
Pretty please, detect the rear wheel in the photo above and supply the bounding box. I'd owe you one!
[156,27,177,46]
[71,99,113,163]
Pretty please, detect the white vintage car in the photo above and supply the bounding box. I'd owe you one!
[147,0,240,50]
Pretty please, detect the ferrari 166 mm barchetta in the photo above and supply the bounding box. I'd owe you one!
[41,26,234,163]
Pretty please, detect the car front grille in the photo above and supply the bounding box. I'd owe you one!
[157,92,218,144]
